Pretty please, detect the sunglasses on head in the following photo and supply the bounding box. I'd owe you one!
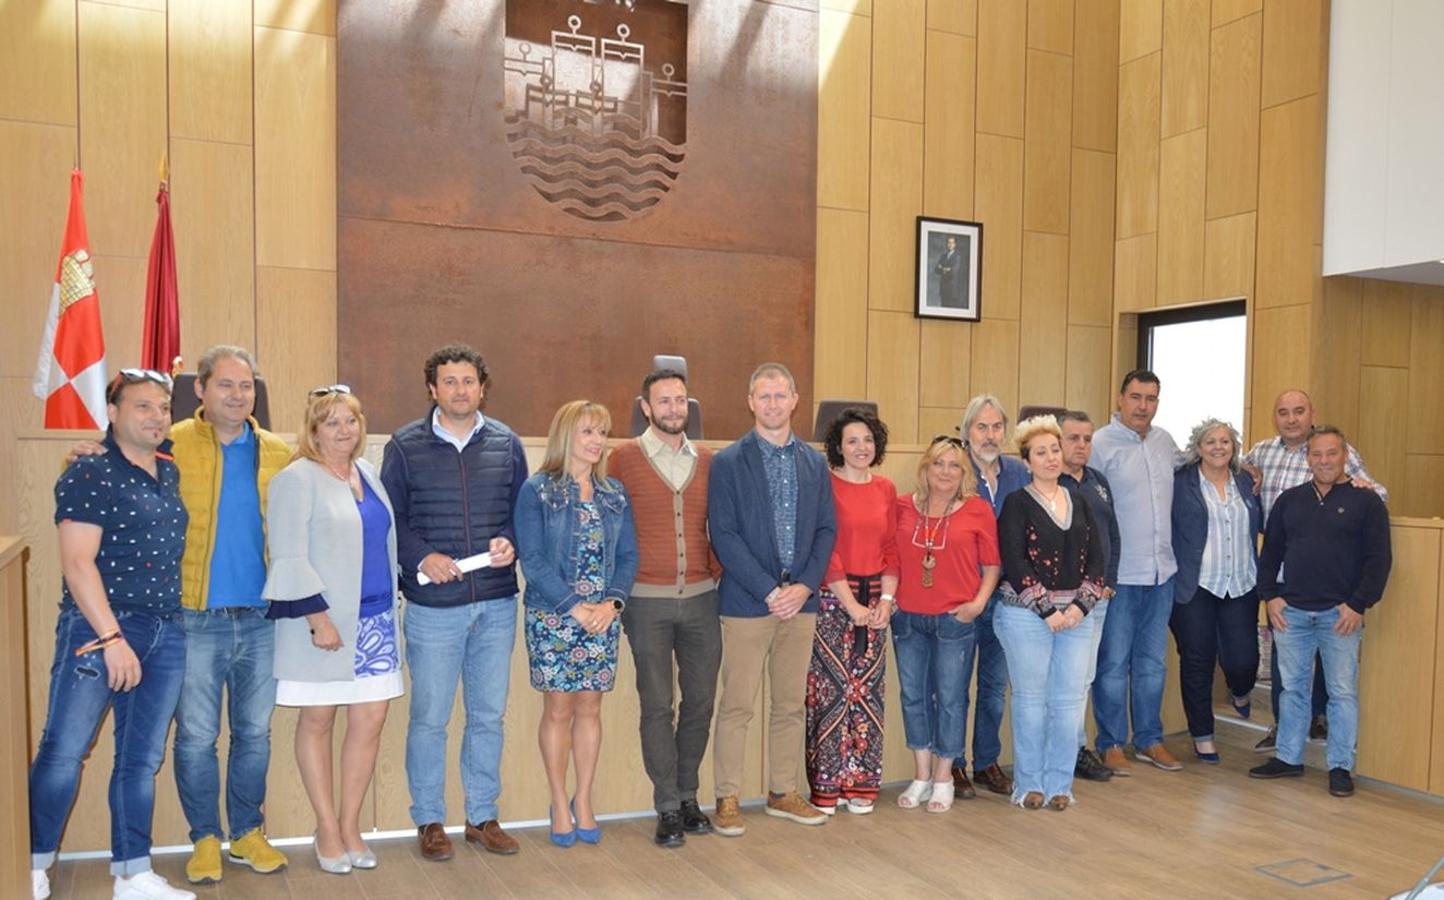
[309,384,352,398]
[930,433,964,448]
[107,368,174,403]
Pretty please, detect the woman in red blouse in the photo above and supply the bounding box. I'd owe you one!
[892,436,1001,813]
[804,408,900,815]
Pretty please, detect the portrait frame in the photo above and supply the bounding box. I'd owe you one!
[914,216,983,322]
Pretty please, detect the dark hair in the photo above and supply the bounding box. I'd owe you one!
[424,344,490,388]
[823,407,889,469]
[640,368,687,404]
[1119,368,1161,393]
[1307,424,1348,449]
[1057,409,1092,426]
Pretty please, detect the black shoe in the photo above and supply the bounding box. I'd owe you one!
[1254,726,1277,753]
[1074,747,1114,782]
[654,811,685,847]
[1328,768,1355,797]
[1249,757,1305,779]
[1309,715,1328,743]
[679,799,713,834]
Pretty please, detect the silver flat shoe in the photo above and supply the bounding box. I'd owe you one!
[313,835,353,875]
[346,844,378,869]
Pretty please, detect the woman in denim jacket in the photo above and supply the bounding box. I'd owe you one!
[515,400,639,848]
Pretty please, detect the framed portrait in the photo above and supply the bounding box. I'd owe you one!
[914,216,982,321]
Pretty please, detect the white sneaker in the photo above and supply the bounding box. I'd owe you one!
[32,869,50,900]
[112,871,197,900]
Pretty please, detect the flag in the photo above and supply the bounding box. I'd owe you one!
[141,181,179,373]
[32,169,108,429]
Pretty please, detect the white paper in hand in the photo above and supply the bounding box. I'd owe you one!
[417,552,493,585]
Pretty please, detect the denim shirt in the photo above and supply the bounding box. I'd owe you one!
[515,472,639,615]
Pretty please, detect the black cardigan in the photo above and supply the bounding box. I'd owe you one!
[998,486,1105,619]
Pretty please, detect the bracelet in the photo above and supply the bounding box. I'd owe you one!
[879,593,895,605]
[74,631,125,657]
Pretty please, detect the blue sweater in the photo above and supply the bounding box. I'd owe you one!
[707,430,837,617]
[1170,463,1262,605]
[1258,479,1392,614]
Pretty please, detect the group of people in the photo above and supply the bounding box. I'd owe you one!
[28,345,1393,900]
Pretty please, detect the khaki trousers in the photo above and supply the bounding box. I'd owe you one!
[712,612,817,798]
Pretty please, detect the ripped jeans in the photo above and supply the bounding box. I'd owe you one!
[30,607,185,876]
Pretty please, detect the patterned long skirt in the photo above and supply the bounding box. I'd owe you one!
[805,573,887,809]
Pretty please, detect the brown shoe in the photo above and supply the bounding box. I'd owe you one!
[1135,743,1184,771]
[1102,746,1132,776]
[1047,795,1070,811]
[713,796,745,837]
[765,791,827,826]
[973,763,1013,795]
[465,819,519,855]
[950,765,977,799]
[417,823,454,861]
[1021,791,1044,810]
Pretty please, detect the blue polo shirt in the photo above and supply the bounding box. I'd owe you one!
[972,453,1031,518]
[207,423,267,608]
[54,430,188,614]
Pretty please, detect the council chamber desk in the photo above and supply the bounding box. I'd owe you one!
[11,433,1444,855]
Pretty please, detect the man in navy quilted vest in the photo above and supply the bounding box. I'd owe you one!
[381,345,529,861]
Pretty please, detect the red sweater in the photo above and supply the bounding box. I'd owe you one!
[609,439,720,598]
[825,474,900,584]
[894,495,1000,615]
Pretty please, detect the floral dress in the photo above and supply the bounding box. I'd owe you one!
[525,499,622,692]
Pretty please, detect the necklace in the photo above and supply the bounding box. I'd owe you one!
[914,498,954,589]
[1035,482,1063,511]
[325,459,361,499]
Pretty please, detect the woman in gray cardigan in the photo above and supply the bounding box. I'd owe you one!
[264,387,400,875]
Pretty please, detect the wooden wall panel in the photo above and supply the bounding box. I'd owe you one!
[1156,127,1207,305]
[919,320,973,409]
[970,318,1021,419]
[0,542,28,900]
[1068,148,1116,325]
[168,0,252,143]
[1404,456,1444,522]
[1436,539,1444,798]
[92,256,147,373]
[819,10,872,211]
[255,25,336,270]
[1066,323,1113,420]
[919,406,967,441]
[922,30,976,219]
[1212,0,1261,27]
[1248,303,1311,441]
[255,266,337,434]
[867,118,924,312]
[1407,293,1444,450]
[1028,0,1075,55]
[1019,232,1070,406]
[1160,0,1208,137]
[927,0,976,35]
[976,0,1027,137]
[1116,52,1160,239]
[871,0,926,123]
[1023,49,1073,235]
[1072,0,1121,152]
[1118,0,1162,62]
[1260,0,1325,109]
[1254,94,1321,310]
[1202,211,1256,300]
[1204,13,1261,220]
[1358,366,1409,508]
[0,0,77,125]
[170,138,256,362]
[1358,280,1413,368]
[77,2,167,259]
[866,311,922,442]
[1310,276,1362,439]
[814,208,871,402]
[255,0,337,35]
[974,134,1025,320]
[1114,232,1157,312]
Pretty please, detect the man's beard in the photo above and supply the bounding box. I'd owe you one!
[651,415,688,436]
[971,444,1000,464]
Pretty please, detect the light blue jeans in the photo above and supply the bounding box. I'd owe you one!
[404,597,517,826]
[995,603,1097,803]
[890,610,975,759]
[1078,597,1108,748]
[1274,604,1361,770]
[1093,579,1173,751]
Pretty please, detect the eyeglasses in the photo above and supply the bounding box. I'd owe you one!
[309,384,352,397]
[107,368,174,403]
[929,434,964,448]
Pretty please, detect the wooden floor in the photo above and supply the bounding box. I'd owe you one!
[47,722,1443,899]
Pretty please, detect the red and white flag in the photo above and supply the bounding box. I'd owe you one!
[33,169,108,429]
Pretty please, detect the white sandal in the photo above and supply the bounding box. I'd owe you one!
[897,780,932,809]
[926,781,955,813]
[845,797,874,815]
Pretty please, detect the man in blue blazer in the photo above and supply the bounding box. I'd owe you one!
[707,362,837,838]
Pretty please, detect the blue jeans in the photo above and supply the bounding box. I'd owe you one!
[1270,638,1328,722]
[173,607,276,842]
[404,597,517,826]
[1274,605,1361,770]
[1093,579,1173,751]
[1078,597,1108,747]
[890,611,975,759]
[30,608,186,876]
[995,603,1096,802]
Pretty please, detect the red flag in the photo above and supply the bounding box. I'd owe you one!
[141,182,180,373]
[33,169,108,430]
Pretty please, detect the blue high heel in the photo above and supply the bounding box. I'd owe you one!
[571,798,602,845]
[549,806,577,848]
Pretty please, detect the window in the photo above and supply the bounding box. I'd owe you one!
[1136,300,1247,445]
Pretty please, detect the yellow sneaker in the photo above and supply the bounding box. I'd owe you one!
[185,835,223,885]
[227,827,288,874]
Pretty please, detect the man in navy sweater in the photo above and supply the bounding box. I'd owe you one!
[1249,426,1391,797]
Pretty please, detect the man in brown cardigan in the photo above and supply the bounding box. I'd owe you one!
[610,369,722,848]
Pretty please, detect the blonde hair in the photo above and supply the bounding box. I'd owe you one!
[294,390,366,464]
[913,437,979,503]
[538,400,613,482]
[1014,415,1062,460]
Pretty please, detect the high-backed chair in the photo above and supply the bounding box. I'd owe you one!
[169,373,273,431]
[1017,404,1068,423]
[630,354,704,439]
[812,400,878,442]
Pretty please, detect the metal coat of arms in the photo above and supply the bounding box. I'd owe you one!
[503,0,688,222]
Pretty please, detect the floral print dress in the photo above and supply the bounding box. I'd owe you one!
[525,499,621,692]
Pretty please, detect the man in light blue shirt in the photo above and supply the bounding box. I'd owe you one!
[1088,370,1184,775]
